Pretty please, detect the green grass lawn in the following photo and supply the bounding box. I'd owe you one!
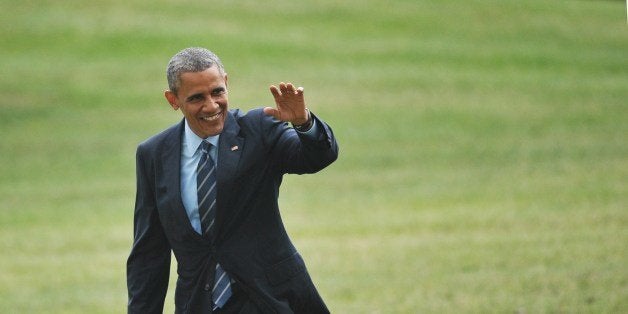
[1,0,626,312]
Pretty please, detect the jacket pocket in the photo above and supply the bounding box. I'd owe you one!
[265,252,306,286]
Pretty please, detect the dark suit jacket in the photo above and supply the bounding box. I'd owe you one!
[127,108,338,313]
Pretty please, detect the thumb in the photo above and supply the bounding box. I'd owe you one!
[263,107,281,120]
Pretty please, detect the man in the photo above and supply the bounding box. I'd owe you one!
[126,47,338,313]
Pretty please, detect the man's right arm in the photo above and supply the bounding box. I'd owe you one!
[126,145,171,314]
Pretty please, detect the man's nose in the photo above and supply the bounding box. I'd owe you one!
[202,97,219,110]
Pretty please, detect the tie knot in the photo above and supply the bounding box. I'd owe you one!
[200,141,211,154]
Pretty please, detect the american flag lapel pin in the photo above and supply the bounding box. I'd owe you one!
[231,145,239,151]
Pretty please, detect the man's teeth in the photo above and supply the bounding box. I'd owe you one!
[201,113,221,121]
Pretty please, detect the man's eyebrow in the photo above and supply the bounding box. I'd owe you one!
[185,93,204,102]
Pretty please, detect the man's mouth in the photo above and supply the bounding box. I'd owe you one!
[200,111,222,121]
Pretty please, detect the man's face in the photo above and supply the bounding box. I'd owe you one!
[165,66,229,138]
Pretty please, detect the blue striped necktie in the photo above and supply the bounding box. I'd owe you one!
[197,141,232,310]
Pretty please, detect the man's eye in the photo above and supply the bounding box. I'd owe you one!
[212,89,226,96]
[189,95,203,102]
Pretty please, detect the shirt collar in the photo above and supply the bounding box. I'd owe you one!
[183,119,220,157]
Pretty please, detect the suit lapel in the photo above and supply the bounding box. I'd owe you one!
[215,111,244,240]
[217,111,243,184]
[160,120,206,242]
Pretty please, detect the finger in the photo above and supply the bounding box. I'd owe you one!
[279,82,289,95]
[270,85,281,98]
[263,107,281,120]
[285,83,296,94]
[270,85,284,107]
[296,86,304,95]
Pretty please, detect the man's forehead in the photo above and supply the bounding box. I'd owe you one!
[179,68,225,87]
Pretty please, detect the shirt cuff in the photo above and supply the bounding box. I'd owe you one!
[295,118,319,138]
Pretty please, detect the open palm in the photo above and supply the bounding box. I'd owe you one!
[263,82,309,125]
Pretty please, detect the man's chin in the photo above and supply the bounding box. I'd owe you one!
[188,123,224,138]
[203,125,224,137]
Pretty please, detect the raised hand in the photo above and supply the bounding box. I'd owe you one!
[263,82,310,126]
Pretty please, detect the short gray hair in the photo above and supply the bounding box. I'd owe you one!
[166,47,225,95]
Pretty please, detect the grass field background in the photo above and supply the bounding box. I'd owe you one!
[1,0,626,312]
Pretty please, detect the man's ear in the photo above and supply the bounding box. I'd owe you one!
[224,73,228,87]
[165,90,179,110]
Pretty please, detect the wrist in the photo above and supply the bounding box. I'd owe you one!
[292,108,313,132]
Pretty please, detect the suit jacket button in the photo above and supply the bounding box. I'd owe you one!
[204,283,211,291]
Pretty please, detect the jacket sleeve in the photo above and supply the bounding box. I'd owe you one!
[126,144,171,314]
[265,111,339,175]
